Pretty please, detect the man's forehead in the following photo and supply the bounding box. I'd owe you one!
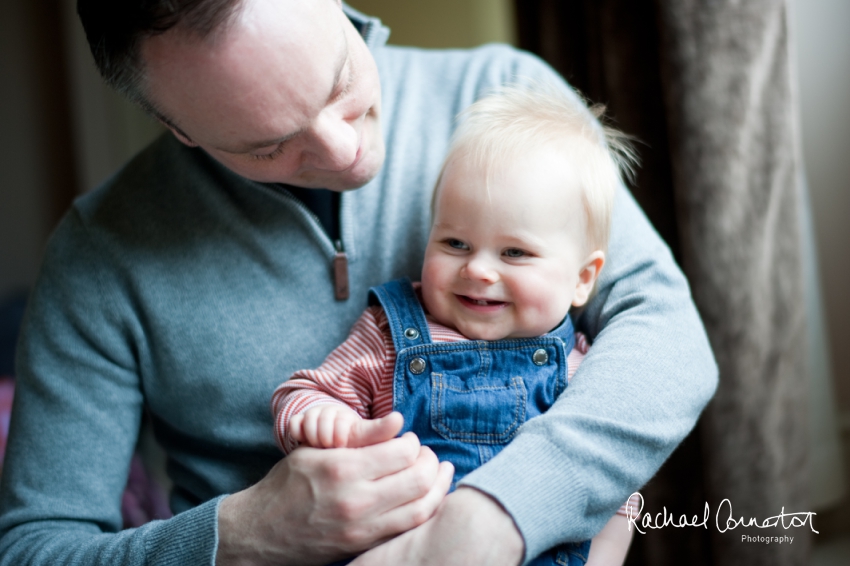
[141,0,348,147]
[143,0,340,71]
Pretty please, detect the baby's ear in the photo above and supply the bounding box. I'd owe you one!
[572,251,606,307]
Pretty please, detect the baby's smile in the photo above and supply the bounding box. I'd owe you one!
[456,294,509,311]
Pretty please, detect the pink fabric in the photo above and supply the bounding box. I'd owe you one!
[121,453,173,528]
[0,377,14,474]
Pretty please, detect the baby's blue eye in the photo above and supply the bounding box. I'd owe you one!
[504,248,526,258]
[447,239,468,250]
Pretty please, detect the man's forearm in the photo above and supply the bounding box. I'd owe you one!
[0,498,222,566]
[349,487,524,566]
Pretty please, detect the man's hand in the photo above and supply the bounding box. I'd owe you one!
[216,416,455,566]
[289,404,367,448]
[349,486,525,566]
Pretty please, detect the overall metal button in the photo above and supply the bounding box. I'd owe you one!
[409,357,427,374]
[404,328,420,340]
[532,349,549,366]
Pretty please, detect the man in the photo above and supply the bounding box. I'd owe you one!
[0,1,717,565]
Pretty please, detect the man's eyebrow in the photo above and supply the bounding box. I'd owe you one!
[225,31,350,155]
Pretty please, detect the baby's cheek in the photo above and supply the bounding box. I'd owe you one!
[421,255,451,294]
[519,281,571,333]
[420,265,445,314]
[420,250,439,283]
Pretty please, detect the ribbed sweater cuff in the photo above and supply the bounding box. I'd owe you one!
[458,436,587,565]
[144,495,225,565]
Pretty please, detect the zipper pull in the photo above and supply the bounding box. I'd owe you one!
[333,240,349,301]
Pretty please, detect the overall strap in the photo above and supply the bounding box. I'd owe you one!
[546,313,577,353]
[368,277,433,353]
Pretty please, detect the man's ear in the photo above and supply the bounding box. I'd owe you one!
[156,117,198,148]
[572,251,606,307]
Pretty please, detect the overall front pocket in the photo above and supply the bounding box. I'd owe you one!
[430,372,527,443]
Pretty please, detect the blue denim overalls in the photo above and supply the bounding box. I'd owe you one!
[365,278,592,566]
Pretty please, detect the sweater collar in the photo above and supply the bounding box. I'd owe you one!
[342,2,391,51]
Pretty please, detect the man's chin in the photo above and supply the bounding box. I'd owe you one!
[295,169,378,192]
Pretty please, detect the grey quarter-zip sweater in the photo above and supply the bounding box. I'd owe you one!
[0,6,717,565]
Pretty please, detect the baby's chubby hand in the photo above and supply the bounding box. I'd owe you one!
[290,405,405,449]
[289,404,359,448]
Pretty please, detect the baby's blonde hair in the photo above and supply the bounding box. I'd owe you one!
[434,83,637,254]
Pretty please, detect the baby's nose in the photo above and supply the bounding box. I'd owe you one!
[463,255,499,282]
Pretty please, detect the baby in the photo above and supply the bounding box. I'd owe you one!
[272,85,639,566]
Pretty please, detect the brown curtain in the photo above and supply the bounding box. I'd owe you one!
[515,1,809,564]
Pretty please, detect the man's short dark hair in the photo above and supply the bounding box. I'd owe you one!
[77,0,243,126]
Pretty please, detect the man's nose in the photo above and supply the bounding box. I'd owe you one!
[463,254,499,283]
[305,110,359,171]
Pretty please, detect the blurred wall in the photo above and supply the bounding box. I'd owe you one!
[60,0,164,195]
[0,2,70,300]
[0,2,48,299]
[348,0,516,47]
[0,1,160,302]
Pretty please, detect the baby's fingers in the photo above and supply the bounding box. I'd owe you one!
[289,414,305,442]
[291,405,363,448]
[333,411,361,447]
[300,409,323,447]
[317,408,340,447]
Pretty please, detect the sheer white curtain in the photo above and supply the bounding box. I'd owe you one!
[790,0,849,512]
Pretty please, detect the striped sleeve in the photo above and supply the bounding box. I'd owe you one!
[616,492,642,518]
[271,306,395,453]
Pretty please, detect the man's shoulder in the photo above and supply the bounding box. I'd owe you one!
[42,135,205,276]
[378,43,557,88]
[76,134,216,219]
[375,43,569,129]
[71,133,256,243]
[379,42,530,63]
